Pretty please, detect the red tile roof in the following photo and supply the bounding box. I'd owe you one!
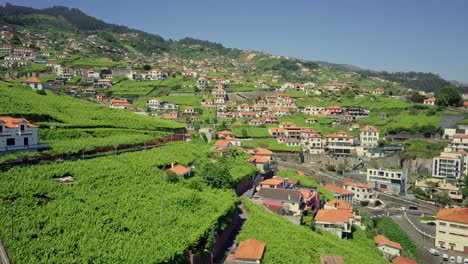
[315,209,354,223]
[168,164,191,175]
[453,134,468,139]
[235,238,265,260]
[22,76,42,83]
[436,207,468,224]
[246,156,270,164]
[248,147,273,155]
[324,185,354,195]
[374,235,402,249]
[0,116,38,128]
[214,140,231,147]
[360,125,379,132]
[424,97,436,102]
[218,130,234,135]
[325,199,352,212]
[259,178,284,186]
[392,256,417,264]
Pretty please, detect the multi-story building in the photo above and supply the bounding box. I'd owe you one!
[367,168,407,196]
[325,131,356,156]
[0,116,47,153]
[147,69,168,80]
[432,151,467,179]
[435,208,468,253]
[343,181,375,205]
[360,125,380,147]
[301,134,324,154]
[315,209,354,238]
[324,185,354,204]
[146,99,179,112]
[447,134,468,153]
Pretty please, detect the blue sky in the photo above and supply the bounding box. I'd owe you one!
[4,0,468,82]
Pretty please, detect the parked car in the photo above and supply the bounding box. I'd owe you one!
[443,254,449,261]
[456,256,462,264]
[450,256,456,263]
[428,248,439,256]
[463,258,468,264]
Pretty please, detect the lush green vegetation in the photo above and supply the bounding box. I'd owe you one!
[296,96,412,110]
[0,82,184,129]
[39,128,169,154]
[230,126,270,138]
[67,58,127,68]
[374,216,420,262]
[420,216,436,221]
[276,169,335,201]
[159,96,202,109]
[242,139,301,152]
[0,151,40,164]
[0,142,245,263]
[108,80,157,97]
[403,139,448,159]
[236,199,387,264]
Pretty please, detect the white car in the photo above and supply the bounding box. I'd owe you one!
[443,254,449,261]
[450,256,456,263]
[463,258,468,264]
[428,248,439,256]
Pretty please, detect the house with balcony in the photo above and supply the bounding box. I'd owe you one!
[147,68,168,80]
[21,76,43,90]
[432,151,467,179]
[0,116,47,154]
[146,98,179,112]
[367,168,408,196]
[324,185,354,204]
[343,181,375,205]
[435,208,468,253]
[325,131,356,156]
[360,125,380,147]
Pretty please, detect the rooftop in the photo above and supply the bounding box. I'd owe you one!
[436,207,468,224]
[374,235,402,249]
[234,238,265,260]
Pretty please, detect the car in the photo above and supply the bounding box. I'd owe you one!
[443,254,449,261]
[428,248,439,256]
[463,258,468,264]
[450,256,456,263]
[437,246,449,251]
[456,256,462,264]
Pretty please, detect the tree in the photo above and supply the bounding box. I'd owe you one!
[197,162,233,189]
[434,191,453,207]
[143,64,151,71]
[425,181,440,198]
[435,85,462,107]
[408,91,425,103]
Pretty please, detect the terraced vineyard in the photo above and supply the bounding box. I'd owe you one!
[0,142,241,264]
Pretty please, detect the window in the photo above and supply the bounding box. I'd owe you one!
[20,125,25,131]
[24,137,28,146]
[439,222,446,226]
[6,138,15,146]
[0,125,2,133]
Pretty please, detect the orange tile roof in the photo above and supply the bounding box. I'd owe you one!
[168,164,191,175]
[453,134,468,139]
[22,76,42,83]
[325,132,354,139]
[358,183,373,189]
[424,97,436,102]
[259,178,284,186]
[219,130,234,135]
[315,209,354,223]
[436,207,468,224]
[232,122,243,126]
[214,140,231,147]
[360,125,379,132]
[392,256,417,264]
[246,156,270,164]
[235,238,265,260]
[325,199,352,212]
[0,116,38,128]
[324,185,354,195]
[374,235,402,249]
[248,147,273,155]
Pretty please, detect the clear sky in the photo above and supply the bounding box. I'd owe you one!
[3,0,468,82]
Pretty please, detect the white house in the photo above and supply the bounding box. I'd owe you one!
[147,69,168,80]
[315,209,354,238]
[21,76,43,90]
[374,235,402,258]
[343,181,375,205]
[0,116,46,153]
[360,125,379,147]
[423,97,436,105]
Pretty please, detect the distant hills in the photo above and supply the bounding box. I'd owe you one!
[0,3,463,93]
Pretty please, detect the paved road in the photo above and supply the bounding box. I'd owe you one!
[391,215,437,264]
[0,238,9,264]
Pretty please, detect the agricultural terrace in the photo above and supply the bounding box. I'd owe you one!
[276,169,335,201]
[0,82,184,129]
[236,199,387,264]
[0,142,258,263]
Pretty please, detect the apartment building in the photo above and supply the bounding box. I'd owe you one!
[0,116,47,153]
[435,208,468,253]
[343,181,375,205]
[360,125,380,147]
[367,168,407,196]
[432,151,467,179]
[325,131,356,156]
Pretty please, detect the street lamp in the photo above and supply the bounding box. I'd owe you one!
[3,206,13,241]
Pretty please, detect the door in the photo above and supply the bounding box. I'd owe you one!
[24,137,29,146]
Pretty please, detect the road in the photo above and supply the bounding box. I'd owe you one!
[0,238,10,264]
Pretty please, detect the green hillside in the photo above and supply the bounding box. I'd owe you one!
[0,142,239,264]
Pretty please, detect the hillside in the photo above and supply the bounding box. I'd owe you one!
[0,3,456,92]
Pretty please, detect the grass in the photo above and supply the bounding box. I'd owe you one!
[0,82,184,130]
[242,138,301,152]
[159,96,202,109]
[278,114,356,136]
[403,139,448,159]
[67,58,127,68]
[295,95,413,110]
[230,126,271,138]
[276,169,335,201]
[108,80,157,97]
